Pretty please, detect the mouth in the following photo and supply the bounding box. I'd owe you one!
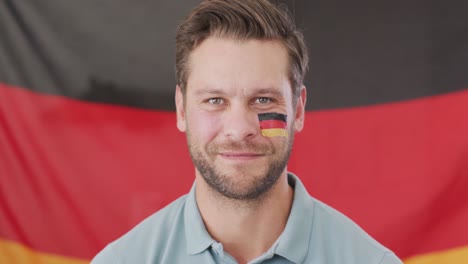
[218,152,264,161]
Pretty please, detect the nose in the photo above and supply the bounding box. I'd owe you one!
[222,104,259,141]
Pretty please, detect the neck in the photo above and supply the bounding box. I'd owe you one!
[195,171,294,263]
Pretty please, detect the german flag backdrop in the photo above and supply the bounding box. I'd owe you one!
[1,0,467,263]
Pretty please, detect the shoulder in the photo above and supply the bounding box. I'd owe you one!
[306,197,402,264]
[91,194,189,264]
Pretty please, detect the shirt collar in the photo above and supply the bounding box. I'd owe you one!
[184,183,215,255]
[274,173,315,263]
[183,173,315,261]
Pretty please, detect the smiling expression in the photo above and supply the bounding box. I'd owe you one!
[176,37,305,200]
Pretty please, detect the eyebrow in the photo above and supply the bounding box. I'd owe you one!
[193,88,227,96]
[193,87,284,97]
[253,88,284,97]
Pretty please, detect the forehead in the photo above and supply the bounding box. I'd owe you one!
[186,37,290,94]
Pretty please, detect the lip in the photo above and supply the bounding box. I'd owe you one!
[218,152,264,161]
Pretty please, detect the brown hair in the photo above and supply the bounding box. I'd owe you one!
[175,0,309,100]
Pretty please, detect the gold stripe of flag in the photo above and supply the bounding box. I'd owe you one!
[0,239,89,264]
[261,128,288,137]
[404,246,468,264]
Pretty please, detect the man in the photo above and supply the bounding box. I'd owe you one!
[92,0,403,263]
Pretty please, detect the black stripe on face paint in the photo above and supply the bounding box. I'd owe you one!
[258,112,287,122]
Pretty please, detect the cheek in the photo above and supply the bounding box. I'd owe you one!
[186,111,222,142]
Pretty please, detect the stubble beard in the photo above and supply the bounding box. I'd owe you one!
[187,130,294,201]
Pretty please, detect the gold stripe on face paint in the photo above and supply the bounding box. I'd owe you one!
[261,128,288,137]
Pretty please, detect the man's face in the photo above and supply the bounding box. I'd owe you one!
[176,37,306,200]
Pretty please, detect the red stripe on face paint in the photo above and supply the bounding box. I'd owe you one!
[259,119,287,130]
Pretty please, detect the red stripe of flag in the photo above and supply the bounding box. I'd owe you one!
[259,119,287,130]
[1,83,468,259]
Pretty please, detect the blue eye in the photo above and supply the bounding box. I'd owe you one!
[208,98,224,104]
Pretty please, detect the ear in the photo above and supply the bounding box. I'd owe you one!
[293,86,307,133]
[175,85,186,132]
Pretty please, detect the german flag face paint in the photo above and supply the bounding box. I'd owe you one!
[258,112,288,138]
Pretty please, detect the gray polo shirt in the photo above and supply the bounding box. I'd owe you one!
[92,173,402,264]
